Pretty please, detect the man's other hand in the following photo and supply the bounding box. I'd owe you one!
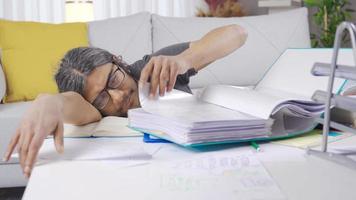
[2,94,64,178]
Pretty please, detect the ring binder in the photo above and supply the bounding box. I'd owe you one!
[143,133,172,143]
[312,90,356,112]
[309,22,356,167]
[312,62,356,80]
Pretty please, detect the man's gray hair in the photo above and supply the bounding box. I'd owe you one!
[55,47,114,95]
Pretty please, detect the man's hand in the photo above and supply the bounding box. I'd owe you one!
[2,94,65,178]
[139,55,192,97]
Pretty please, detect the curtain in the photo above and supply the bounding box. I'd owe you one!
[0,0,65,23]
[93,0,205,20]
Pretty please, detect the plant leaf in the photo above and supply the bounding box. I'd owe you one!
[303,0,321,7]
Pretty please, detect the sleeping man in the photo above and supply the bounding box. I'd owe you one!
[3,24,248,178]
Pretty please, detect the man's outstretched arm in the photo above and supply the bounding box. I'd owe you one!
[140,24,248,96]
[3,91,101,178]
[185,24,248,71]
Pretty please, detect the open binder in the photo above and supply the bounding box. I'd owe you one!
[129,47,353,147]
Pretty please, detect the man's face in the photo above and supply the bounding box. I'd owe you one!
[83,63,140,117]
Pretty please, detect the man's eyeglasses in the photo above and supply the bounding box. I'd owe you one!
[92,64,126,110]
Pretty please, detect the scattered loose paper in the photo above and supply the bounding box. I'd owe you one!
[110,150,286,200]
[38,138,160,167]
[271,130,354,149]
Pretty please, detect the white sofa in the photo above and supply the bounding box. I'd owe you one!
[0,8,310,188]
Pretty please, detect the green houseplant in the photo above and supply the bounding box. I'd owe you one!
[304,0,354,47]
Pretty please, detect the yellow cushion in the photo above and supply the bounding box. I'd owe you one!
[0,20,88,103]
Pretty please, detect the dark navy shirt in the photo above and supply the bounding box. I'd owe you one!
[129,42,197,93]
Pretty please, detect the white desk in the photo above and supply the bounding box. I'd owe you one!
[23,136,356,200]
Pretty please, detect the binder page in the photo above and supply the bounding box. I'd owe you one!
[256,87,324,117]
[256,49,353,97]
[138,84,264,124]
[200,85,291,119]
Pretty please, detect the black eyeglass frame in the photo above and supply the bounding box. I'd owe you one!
[92,61,129,111]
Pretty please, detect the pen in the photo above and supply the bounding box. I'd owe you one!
[250,141,260,152]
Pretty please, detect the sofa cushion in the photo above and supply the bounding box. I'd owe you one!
[152,8,310,88]
[0,20,88,103]
[88,12,152,65]
[0,102,32,157]
[0,101,31,187]
[0,54,5,102]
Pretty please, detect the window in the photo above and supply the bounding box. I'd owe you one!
[65,0,94,22]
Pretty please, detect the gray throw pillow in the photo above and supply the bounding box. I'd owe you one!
[152,8,311,88]
[88,12,152,64]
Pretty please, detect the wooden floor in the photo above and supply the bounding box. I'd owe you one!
[0,187,25,200]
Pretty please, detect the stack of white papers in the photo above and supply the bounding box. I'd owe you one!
[129,85,272,145]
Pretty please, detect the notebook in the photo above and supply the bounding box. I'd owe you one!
[63,116,142,138]
[128,48,354,147]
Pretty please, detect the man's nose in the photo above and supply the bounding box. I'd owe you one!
[107,89,125,103]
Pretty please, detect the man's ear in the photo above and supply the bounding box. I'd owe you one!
[113,55,132,75]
